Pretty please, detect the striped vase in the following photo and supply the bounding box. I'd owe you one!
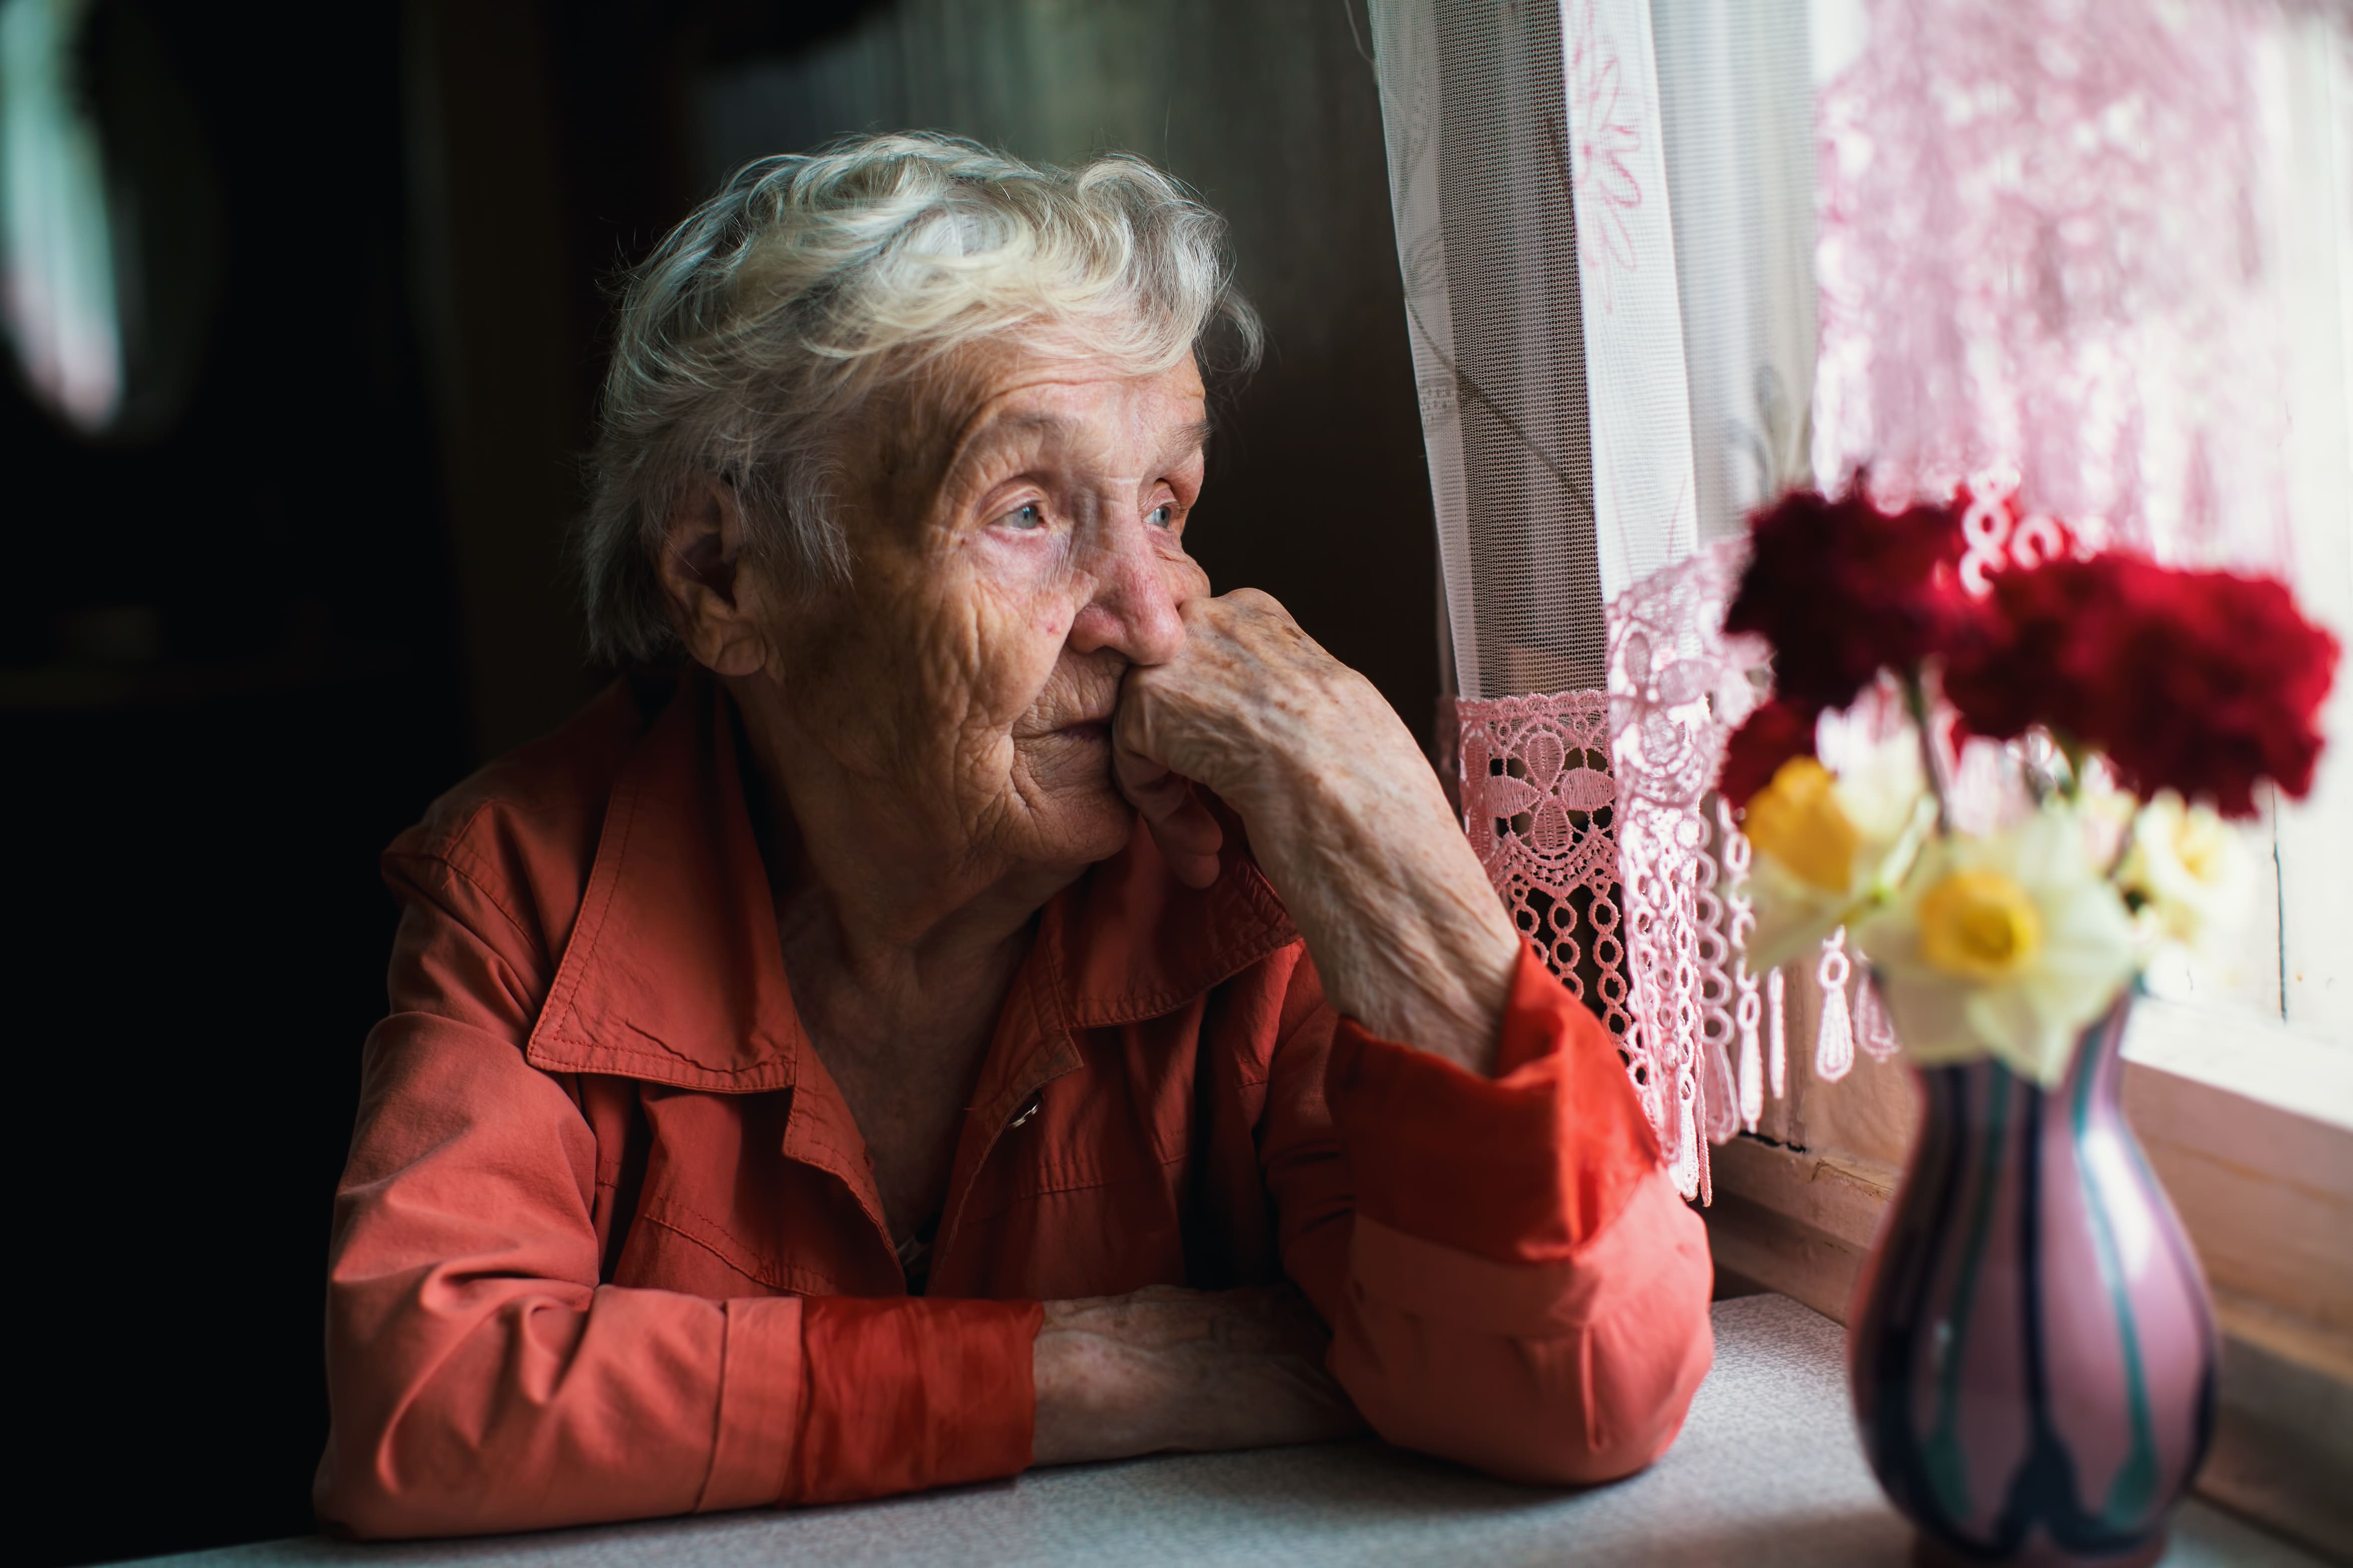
[1847,991,2217,1567]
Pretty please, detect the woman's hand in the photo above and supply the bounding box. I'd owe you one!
[1030,1284,1362,1466]
[1113,589,1520,1073]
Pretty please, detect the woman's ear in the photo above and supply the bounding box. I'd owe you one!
[658,475,769,678]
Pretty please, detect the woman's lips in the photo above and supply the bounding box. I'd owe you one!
[1056,719,1112,745]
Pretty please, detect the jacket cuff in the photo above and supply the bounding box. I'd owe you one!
[1349,1171,1709,1335]
[1327,943,1662,1263]
[789,1297,1044,1506]
[699,1295,808,1512]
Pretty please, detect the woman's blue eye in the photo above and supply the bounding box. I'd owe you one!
[1147,503,1177,529]
[1001,502,1046,531]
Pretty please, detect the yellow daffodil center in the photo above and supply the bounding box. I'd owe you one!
[1743,757,1859,892]
[1918,870,2044,980]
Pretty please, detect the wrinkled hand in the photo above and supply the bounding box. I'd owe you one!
[1112,589,1396,887]
[1112,589,1519,1072]
[1030,1284,1363,1466]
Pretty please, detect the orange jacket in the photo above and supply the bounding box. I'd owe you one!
[315,672,1713,1538]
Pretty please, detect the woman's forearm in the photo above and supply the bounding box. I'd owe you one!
[1235,708,1519,1076]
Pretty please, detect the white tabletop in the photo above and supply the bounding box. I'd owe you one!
[133,1294,2313,1568]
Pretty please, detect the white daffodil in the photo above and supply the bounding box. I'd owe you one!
[1857,806,2137,1085]
[1740,730,1933,973]
[2117,791,2254,956]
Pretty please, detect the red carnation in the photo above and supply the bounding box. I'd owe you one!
[1719,695,1818,807]
[1725,488,1974,719]
[1946,555,2339,818]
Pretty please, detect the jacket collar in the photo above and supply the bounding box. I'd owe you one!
[525,673,1299,1094]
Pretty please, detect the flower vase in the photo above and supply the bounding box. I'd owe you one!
[1847,991,2217,1566]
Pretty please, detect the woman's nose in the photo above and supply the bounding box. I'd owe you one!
[1067,519,1188,666]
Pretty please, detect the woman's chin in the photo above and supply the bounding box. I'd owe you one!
[1008,753,1137,866]
[1019,798,1137,869]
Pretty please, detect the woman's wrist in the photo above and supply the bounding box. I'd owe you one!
[1029,1286,1360,1467]
[1031,1306,1166,1466]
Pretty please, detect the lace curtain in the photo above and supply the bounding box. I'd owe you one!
[1812,0,2308,576]
[1368,0,2323,1199]
[1369,0,1801,1200]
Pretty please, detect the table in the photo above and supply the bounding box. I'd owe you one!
[133,1295,2316,1567]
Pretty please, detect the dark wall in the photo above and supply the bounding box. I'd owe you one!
[8,3,1428,1563]
[8,6,470,1566]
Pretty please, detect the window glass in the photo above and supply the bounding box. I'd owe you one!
[1,0,220,440]
[0,0,121,431]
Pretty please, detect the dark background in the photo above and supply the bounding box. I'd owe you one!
[6,2,1433,1563]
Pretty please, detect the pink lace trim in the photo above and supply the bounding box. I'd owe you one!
[1456,540,1782,1202]
[1455,690,1631,1040]
[1604,540,1773,1202]
[1453,541,1923,1200]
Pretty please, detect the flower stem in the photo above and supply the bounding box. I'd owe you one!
[2055,733,2089,803]
[1904,666,1955,835]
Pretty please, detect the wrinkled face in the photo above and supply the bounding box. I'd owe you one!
[762,348,1211,877]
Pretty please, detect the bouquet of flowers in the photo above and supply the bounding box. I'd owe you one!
[1718,486,2340,1085]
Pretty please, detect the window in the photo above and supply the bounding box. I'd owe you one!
[0,0,122,430]
[1371,0,2348,1551]
[0,0,220,441]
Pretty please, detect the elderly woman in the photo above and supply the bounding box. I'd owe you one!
[316,135,1712,1537]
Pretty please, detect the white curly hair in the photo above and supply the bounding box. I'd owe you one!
[576,132,1261,662]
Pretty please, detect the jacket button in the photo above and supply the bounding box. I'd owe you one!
[1007,1092,1043,1130]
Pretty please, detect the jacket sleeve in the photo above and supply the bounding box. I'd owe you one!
[315,849,1038,1539]
[1261,943,1715,1486]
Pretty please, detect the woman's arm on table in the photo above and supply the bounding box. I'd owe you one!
[1114,588,1716,1484]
